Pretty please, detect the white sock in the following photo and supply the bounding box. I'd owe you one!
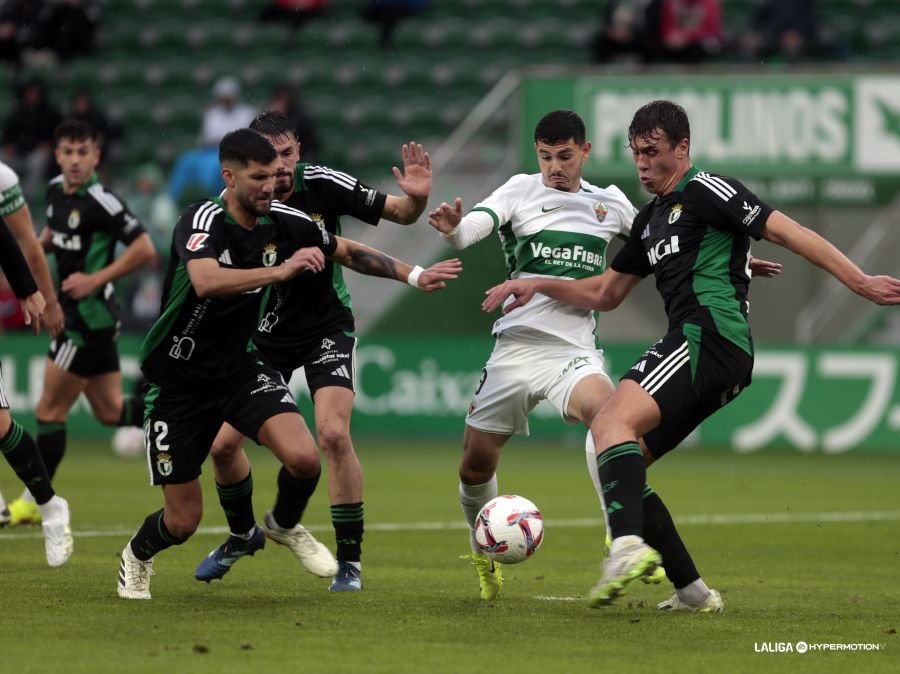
[38,495,67,523]
[584,432,609,534]
[459,475,498,551]
[0,488,6,511]
[609,534,643,554]
[677,578,712,605]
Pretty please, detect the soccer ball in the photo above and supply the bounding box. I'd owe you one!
[111,426,146,459]
[474,495,544,564]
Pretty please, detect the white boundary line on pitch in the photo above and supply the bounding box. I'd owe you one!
[1,509,899,541]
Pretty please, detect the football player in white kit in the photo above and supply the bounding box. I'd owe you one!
[429,110,657,599]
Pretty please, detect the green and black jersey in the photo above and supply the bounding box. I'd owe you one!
[611,167,772,355]
[45,173,146,332]
[139,197,336,389]
[251,163,386,363]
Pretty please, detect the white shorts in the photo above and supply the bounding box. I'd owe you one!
[465,328,613,436]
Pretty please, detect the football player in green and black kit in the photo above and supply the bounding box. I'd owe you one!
[197,111,436,592]
[7,119,154,527]
[483,99,900,612]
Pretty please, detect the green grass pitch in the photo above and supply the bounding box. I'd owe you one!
[1,438,899,673]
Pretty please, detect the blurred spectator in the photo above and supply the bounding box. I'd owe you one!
[41,0,101,61]
[590,0,663,63]
[0,0,46,66]
[0,273,27,330]
[119,162,175,330]
[737,0,819,63]
[168,77,257,206]
[200,76,257,147]
[361,0,429,50]
[659,0,722,63]
[0,75,63,201]
[65,87,123,169]
[262,82,322,163]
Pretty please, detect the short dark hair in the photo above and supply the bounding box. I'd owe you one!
[54,118,97,145]
[219,128,276,166]
[249,110,297,142]
[534,109,586,146]
[628,100,690,148]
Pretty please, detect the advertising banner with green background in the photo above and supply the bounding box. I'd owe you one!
[2,335,897,452]
[521,73,900,205]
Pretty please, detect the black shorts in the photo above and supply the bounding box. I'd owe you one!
[260,331,357,398]
[48,328,120,377]
[621,325,753,459]
[144,358,300,485]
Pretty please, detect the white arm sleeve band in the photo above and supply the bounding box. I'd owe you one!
[440,211,496,250]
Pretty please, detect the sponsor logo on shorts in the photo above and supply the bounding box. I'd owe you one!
[321,337,336,351]
[330,365,351,379]
[251,373,288,395]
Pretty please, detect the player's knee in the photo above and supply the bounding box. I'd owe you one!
[96,408,120,426]
[282,451,321,479]
[317,424,351,457]
[459,462,493,486]
[210,436,243,460]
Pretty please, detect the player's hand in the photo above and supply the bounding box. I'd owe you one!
[482,279,540,314]
[427,198,463,234]
[393,142,431,201]
[858,274,900,305]
[20,290,45,336]
[43,299,64,338]
[415,258,463,292]
[282,247,326,279]
[61,271,100,299]
[749,256,782,278]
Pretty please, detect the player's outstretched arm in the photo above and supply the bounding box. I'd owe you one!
[382,142,431,225]
[329,236,460,291]
[482,269,641,314]
[187,248,324,298]
[762,211,900,305]
[5,203,63,336]
[61,232,155,300]
[427,199,494,250]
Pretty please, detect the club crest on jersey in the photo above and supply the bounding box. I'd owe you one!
[186,232,209,251]
[67,209,81,229]
[262,243,277,267]
[593,201,608,222]
[668,203,683,224]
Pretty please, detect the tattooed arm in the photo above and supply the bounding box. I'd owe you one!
[328,236,462,291]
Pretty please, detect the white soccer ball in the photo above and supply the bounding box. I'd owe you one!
[112,426,146,459]
[474,494,544,564]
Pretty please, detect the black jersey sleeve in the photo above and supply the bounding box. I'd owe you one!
[90,185,148,245]
[171,202,226,264]
[272,202,339,258]
[0,214,38,297]
[301,164,387,226]
[611,205,653,277]
[684,172,772,240]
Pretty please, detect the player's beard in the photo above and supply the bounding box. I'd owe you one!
[240,192,273,217]
[274,172,294,196]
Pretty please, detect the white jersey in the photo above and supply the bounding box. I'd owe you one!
[0,161,26,217]
[449,173,636,349]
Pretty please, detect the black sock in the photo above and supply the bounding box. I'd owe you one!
[642,486,700,588]
[117,395,145,428]
[0,420,55,504]
[129,509,188,561]
[217,472,256,536]
[271,466,320,529]
[596,441,646,538]
[36,420,66,480]
[331,502,364,562]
